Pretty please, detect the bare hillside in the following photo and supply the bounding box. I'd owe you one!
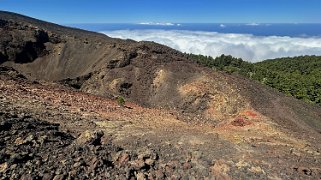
[1,11,321,179]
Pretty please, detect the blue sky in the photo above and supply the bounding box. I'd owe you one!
[0,0,320,24]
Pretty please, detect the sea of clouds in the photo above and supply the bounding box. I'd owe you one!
[102,30,321,62]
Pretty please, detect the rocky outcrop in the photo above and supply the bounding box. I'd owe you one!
[0,113,162,179]
[0,22,50,64]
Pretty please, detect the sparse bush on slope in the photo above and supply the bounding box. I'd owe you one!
[116,96,125,107]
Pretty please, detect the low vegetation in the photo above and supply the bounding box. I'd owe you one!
[116,96,126,107]
[185,53,321,105]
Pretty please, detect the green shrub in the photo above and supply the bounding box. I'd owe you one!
[117,96,125,107]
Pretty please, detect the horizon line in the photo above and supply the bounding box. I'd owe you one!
[65,22,321,25]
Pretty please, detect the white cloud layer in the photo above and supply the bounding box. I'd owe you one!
[138,22,181,26]
[102,30,321,62]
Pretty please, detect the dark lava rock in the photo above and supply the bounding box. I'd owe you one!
[0,112,191,179]
[0,20,49,64]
